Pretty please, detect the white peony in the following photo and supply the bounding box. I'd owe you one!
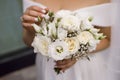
[31,34,51,56]
[59,15,80,31]
[48,40,69,60]
[77,31,94,44]
[64,37,80,54]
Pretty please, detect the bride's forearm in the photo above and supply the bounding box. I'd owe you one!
[23,29,35,47]
[92,26,111,53]
[92,38,110,53]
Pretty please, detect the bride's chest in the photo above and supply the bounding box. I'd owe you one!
[34,0,110,12]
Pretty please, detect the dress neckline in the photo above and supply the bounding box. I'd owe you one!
[25,0,111,26]
[29,0,110,12]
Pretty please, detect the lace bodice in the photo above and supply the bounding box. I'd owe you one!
[23,0,111,26]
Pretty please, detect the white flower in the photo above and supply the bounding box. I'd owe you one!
[42,24,48,36]
[55,10,72,18]
[59,15,80,31]
[94,33,106,40]
[31,34,51,56]
[77,31,94,44]
[48,40,69,60]
[44,14,50,20]
[89,28,106,40]
[74,11,93,30]
[64,37,80,54]
[31,23,41,33]
[80,19,93,30]
[57,28,67,40]
[88,39,100,52]
[89,28,100,33]
[47,22,57,38]
[74,11,92,20]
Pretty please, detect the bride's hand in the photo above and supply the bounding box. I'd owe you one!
[21,6,48,32]
[55,59,77,72]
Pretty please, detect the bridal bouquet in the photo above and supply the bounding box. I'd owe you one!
[31,10,105,73]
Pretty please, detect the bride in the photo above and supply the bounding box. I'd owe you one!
[21,0,111,80]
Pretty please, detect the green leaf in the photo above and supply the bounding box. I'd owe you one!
[38,16,41,22]
[54,68,61,74]
[48,11,54,17]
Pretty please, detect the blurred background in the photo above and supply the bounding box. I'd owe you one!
[0,0,36,80]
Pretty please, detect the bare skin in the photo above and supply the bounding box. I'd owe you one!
[22,0,111,72]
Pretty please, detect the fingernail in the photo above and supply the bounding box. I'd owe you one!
[41,10,46,13]
[34,18,38,22]
[41,14,46,17]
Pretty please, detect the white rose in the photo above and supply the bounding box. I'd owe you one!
[77,31,94,44]
[48,40,69,61]
[64,37,80,54]
[31,34,51,56]
[59,15,80,31]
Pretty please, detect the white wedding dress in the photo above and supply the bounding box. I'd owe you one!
[22,0,111,80]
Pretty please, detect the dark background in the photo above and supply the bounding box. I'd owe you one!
[0,0,35,77]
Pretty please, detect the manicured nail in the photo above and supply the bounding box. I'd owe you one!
[41,14,46,17]
[34,18,38,22]
[41,9,46,13]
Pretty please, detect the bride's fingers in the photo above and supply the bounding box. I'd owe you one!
[22,15,38,23]
[27,6,47,14]
[22,22,33,28]
[56,59,71,66]
[25,9,46,17]
[57,60,76,71]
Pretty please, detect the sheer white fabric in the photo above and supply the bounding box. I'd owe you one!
[22,0,111,80]
[107,0,120,80]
